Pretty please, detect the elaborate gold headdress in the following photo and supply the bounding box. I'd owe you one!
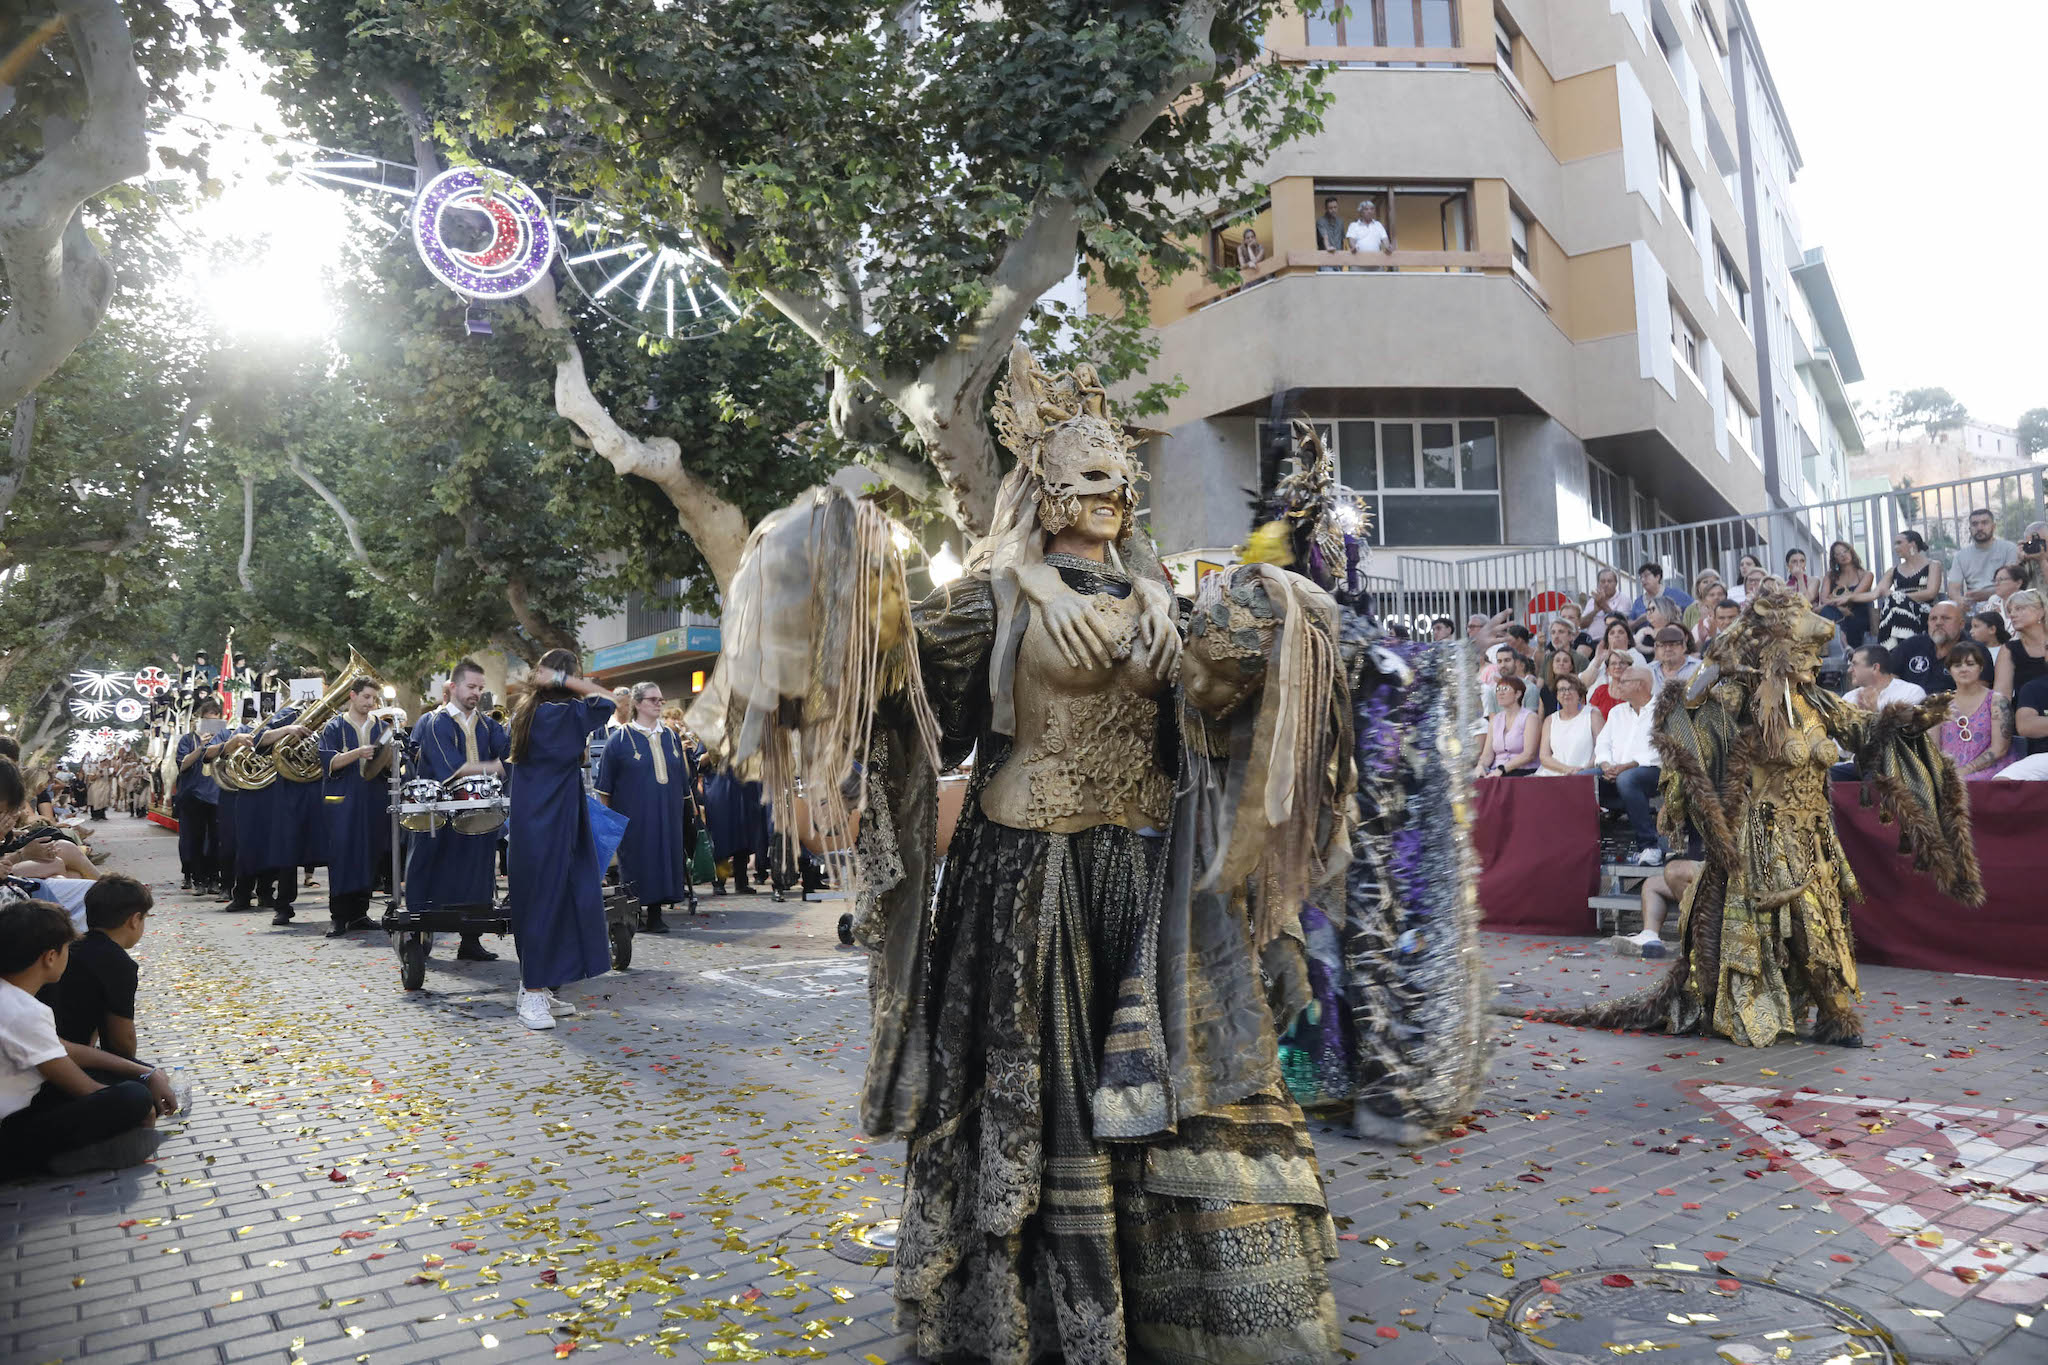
[1242,420,1372,593]
[991,343,1145,537]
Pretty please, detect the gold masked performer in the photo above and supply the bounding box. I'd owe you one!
[691,344,1344,1364]
[1534,581,1981,1048]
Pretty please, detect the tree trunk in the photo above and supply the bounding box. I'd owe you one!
[0,1,151,411]
[0,394,36,529]
[237,472,257,593]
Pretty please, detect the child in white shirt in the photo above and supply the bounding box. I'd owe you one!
[0,900,176,1176]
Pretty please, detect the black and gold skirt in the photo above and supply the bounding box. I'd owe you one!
[895,814,1339,1365]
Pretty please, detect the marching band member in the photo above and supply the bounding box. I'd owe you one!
[404,660,504,961]
[505,649,617,1029]
[595,681,693,935]
[220,716,278,914]
[251,686,329,927]
[318,678,395,938]
[173,698,227,893]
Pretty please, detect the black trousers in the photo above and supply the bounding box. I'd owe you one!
[177,795,218,884]
[0,1070,153,1173]
[331,889,374,924]
[231,871,283,909]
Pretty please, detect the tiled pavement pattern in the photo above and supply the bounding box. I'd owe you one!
[1,818,2041,1364]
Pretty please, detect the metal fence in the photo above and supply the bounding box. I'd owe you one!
[1390,466,2047,631]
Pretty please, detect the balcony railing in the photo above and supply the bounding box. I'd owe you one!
[1184,249,1517,312]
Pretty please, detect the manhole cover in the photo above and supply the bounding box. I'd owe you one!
[826,1218,899,1266]
[1490,1267,1897,1364]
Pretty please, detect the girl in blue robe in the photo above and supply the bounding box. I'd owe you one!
[505,649,618,1029]
[318,679,396,937]
[595,682,692,933]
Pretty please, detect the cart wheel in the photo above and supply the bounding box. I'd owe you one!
[837,912,854,946]
[398,933,427,991]
[611,921,634,971]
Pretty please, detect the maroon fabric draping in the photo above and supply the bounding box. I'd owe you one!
[1832,783,2048,980]
[1472,774,1601,935]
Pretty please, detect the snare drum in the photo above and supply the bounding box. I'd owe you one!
[398,778,448,832]
[446,774,508,836]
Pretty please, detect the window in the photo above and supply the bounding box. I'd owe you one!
[1312,180,1474,261]
[1256,418,1502,546]
[1657,136,1695,232]
[1724,375,1758,451]
[1494,13,1515,70]
[1306,1,1459,48]
[1509,207,1530,268]
[1669,296,1703,379]
[1587,458,1624,536]
[1715,241,1748,324]
[1693,1,1726,57]
[1206,200,1272,272]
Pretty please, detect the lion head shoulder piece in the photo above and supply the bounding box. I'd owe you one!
[994,341,1144,536]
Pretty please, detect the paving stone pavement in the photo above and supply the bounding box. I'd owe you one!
[2,818,2043,1364]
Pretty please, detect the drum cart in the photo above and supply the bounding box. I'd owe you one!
[380,736,513,992]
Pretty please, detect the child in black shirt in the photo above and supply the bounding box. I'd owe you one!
[46,876,149,1058]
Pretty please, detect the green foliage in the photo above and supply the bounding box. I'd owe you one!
[2018,407,2048,459]
[1888,386,1968,441]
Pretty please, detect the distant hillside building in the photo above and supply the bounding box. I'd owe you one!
[1856,420,2036,492]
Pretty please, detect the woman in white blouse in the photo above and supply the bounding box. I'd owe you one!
[1537,672,1603,775]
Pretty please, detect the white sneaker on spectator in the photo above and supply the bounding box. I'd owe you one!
[1626,929,1662,946]
[1633,847,1665,866]
[516,989,556,1030]
[546,991,576,1018]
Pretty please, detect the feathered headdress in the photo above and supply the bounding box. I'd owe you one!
[1242,419,1371,595]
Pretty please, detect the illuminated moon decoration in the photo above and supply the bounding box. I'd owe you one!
[131,666,170,697]
[411,166,557,299]
[114,698,146,723]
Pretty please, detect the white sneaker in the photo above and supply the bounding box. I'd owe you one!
[516,989,556,1030]
[1626,929,1663,947]
[1633,847,1666,866]
[546,991,576,1018]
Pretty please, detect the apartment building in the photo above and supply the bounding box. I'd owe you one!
[1102,0,1866,579]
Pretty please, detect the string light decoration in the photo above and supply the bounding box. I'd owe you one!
[69,668,131,699]
[114,698,146,723]
[69,697,116,721]
[553,201,743,341]
[411,166,557,300]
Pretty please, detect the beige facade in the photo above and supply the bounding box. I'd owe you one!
[1856,424,2040,494]
[1105,0,1862,569]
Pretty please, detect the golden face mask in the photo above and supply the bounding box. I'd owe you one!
[993,342,1143,537]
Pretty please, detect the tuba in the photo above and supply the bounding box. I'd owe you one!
[219,650,384,789]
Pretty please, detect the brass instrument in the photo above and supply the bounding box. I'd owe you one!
[218,650,384,789]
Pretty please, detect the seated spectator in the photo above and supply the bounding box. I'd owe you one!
[1544,615,1591,669]
[1819,539,1876,649]
[1621,858,1700,957]
[1580,614,1643,689]
[1891,599,1964,695]
[2013,674,2048,758]
[1493,650,1543,714]
[0,761,99,928]
[1994,588,2048,700]
[1537,672,1603,775]
[1590,666,1664,864]
[1699,596,1741,652]
[1588,650,1632,719]
[1503,622,1539,668]
[2019,521,2048,591]
[1235,225,1264,269]
[1647,625,1699,691]
[1686,581,1726,641]
[1847,644,1927,712]
[1934,643,2014,779]
[1948,507,2020,608]
[1990,563,2026,624]
[1628,563,1694,630]
[1474,678,1540,778]
[1430,615,1456,642]
[1633,596,1682,655]
[1727,553,1764,605]
[1582,567,1626,623]
[1783,548,1821,606]
[41,876,150,1057]
[0,901,178,1176]
[1971,610,2011,669]
[1682,570,1722,627]
[1554,601,1596,653]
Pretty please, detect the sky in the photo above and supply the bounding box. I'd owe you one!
[1746,0,2046,428]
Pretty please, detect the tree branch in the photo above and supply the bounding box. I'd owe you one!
[0,394,36,530]
[523,271,751,588]
[0,0,151,410]
[287,450,420,598]
[237,471,256,593]
[385,78,442,182]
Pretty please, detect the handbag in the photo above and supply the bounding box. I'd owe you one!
[690,830,716,885]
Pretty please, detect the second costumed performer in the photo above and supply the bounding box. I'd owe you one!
[504,649,619,1031]
[692,344,1346,1365]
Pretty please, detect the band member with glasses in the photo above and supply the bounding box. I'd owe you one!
[404,660,506,962]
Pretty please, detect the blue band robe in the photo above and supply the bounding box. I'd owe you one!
[507,696,616,990]
[595,725,692,906]
[702,767,773,862]
[175,730,223,872]
[319,714,395,898]
[251,705,327,870]
[219,724,263,879]
[404,707,510,912]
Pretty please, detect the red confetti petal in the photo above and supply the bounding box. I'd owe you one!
[1602,1273,1635,1288]
[1590,1186,1613,1194]
[1539,1278,1563,1294]
[1654,1188,1676,1197]
[1829,1253,1853,1262]
[1375,1326,1400,1339]
[327,1169,346,1182]
[1703,1251,1728,1261]
[1716,1278,1741,1292]
[1682,1202,1702,1210]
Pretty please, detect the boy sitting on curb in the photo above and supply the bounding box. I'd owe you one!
[44,876,151,1057]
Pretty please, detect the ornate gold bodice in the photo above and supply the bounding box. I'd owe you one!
[979,583,1174,835]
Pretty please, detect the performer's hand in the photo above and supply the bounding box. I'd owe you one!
[1133,579,1181,683]
[1017,561,1114,670]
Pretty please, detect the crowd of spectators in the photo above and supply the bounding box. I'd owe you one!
[1460,513,2048,918]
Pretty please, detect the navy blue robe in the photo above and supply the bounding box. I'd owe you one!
[596,725,690,906]
[220,725,264,879]
[252,706,326,870]
[174,729,222,872]
[404,707,509,912]
[507,697,615,990]
[319,714,395,898]
[702,768,772,859]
